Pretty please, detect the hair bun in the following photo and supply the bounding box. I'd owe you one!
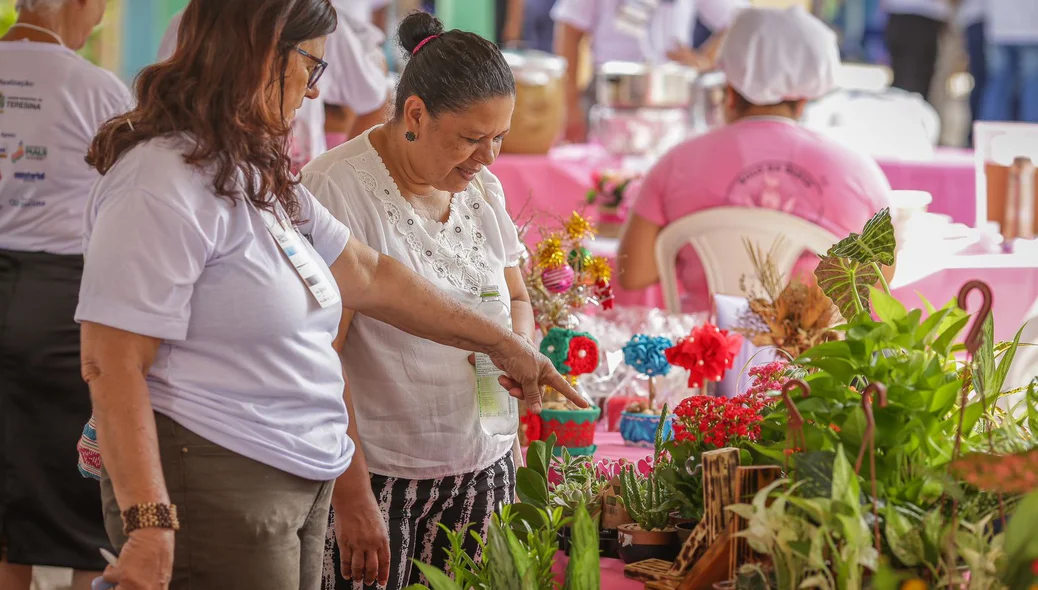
[398,11,445,55]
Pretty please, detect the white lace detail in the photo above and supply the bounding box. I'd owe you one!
[346,149,492,295]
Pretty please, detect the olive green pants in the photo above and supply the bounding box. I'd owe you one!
[101,413,333,590]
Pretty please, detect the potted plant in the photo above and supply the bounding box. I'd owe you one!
[618,334,675,446]
[616,407,680,564]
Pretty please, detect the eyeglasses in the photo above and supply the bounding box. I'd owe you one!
[295,47,327,89]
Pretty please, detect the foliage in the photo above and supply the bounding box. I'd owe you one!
[814,208,895,320]
[405,502,601,590]
[514,434,556,531]
[618,406,672,531]
[549,447,609,519]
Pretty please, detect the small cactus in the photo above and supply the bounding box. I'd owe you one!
[618,405,671,531]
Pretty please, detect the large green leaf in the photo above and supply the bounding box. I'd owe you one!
[884,504,923,566]
[816,254,879,320]
[794,450,836,498]
[974,315,997,399]
[564,502,601,590]
[1027,378,1038,435]
[869,286,906,322]
[829,208,896,265]
[516,470,548,509]
[485,523,522,589]
[992,323,1025,397]
[830,446,861,509]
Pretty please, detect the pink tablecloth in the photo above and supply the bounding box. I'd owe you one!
[553,553,641,590]
[492,146,979,230]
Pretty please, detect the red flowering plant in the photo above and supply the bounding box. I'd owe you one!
[665,323,743,390]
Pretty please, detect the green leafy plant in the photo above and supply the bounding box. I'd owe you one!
[405,502,600,590]
[549,447,608,519]
[514,433,557,530]
[814,208,895,320]
[618,405,672,531]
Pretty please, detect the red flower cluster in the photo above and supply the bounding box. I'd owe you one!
[665,323,743,388]
[671,394,765,449]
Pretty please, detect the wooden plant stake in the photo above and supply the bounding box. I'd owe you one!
[648,376,657,411]
[667,448,739,576]
[854,382,887,555]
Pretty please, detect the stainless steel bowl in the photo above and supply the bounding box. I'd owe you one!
[502,49,567,86]
[589,105,689,157]
[596,61,697,109]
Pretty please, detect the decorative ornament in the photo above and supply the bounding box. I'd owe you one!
[542,264,575,293]
[587,256,612,283]
[535,235,566,269]
[539,327,599,375]
[563,211,595,242]
[594,280,615,310]
[567,247,592,271]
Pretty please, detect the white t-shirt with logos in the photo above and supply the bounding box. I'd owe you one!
[75,134,355,481]
[551,0,747,66]
[0,41,132,254]
[301,128,524,479]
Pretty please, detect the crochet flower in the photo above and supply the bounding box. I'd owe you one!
[539,327,600,376]
[622,334,672,377]
[665,323,743,388]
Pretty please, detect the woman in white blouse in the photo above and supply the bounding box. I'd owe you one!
[302,12,532,590]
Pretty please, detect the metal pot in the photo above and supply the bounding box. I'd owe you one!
[596,61,697,109]
[501,50,567,155]
[502,49,567,86]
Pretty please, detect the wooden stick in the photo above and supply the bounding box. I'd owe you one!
[648,376,656,410]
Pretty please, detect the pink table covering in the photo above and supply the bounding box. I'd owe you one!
[491,146,978,231]
[553,553,641,589]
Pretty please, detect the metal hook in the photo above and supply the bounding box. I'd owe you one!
[956,280,994,356]
[781,379,810,467]
[855,382,887,555]
[854,382,888,474]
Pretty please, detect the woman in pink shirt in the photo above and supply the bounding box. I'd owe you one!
[618,6,891,313]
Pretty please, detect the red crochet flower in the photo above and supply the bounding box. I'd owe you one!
[565,335,600,376]
[521,411,542,443]
[665,323,743,388]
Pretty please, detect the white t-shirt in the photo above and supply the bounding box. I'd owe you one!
[551,0,746,66]
[986,0,1038,44]
[155,11,332,170]
[881,0,951,21]
[323,8,389,116]
[75,135,354,481]
[332,0,392,24]
[301,129,524,479]
[0,41,132,254]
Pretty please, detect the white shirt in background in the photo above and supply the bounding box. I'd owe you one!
[301,128,525,479]
[0,41,132,254]
[323,8,389,116]
[333,0,392,23]
[986,0,1038,44]
[881,0,951,21]
[553,0,747,66]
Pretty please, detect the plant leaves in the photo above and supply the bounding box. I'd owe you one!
[411,561,464,590]
[564,502,601,590]
[1028,377,1038,436]
[869,286,906,322]
[828,208,896,265]
[992,324,1025,397]
[928,380,961,415]
[830,446,861,510]
[816,255,879,321]
[884,504,923,566]
[794,451,836,498]
[933,315,971,357]
[516,469,549,510]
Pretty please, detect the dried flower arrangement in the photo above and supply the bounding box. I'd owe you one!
[735,237,840,359]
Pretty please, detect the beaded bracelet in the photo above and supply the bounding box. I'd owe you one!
[122,503,180,535]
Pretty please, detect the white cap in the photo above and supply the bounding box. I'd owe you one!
[717,6,839,105]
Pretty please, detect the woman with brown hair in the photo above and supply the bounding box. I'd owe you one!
[76,1,583,588]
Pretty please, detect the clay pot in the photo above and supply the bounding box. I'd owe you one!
[616,523,679,564]
[675,521,697,544]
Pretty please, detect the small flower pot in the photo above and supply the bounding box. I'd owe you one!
[619,412,674,447]
[599,527,620,559]
[675,521,697,544]
[539,406,601,456]
[616,523,679,564]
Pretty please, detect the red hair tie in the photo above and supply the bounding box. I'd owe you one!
[412,34,439,55]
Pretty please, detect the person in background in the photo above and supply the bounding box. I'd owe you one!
[617,6,892,313]
[882,0,949,103]
[524,0,557,52]
[553,0,747,142]
[77,0,583,588]
[0,1,131,588]
[158,2,388,166]
[958,0,987,142]
[979,0,1038,123]
[303,12,530,590]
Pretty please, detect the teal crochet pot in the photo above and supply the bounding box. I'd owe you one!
[539,406,601,456]
[619,412,674,447]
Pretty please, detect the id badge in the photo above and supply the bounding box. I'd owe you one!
[261,209,341,309]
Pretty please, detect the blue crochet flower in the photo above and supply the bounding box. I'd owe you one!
[622,334,672,377]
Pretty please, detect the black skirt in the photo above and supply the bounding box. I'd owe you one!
[0,248,110,570]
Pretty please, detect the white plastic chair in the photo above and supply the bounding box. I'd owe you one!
[1002,300,1038,417]
[654,207,840,314]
